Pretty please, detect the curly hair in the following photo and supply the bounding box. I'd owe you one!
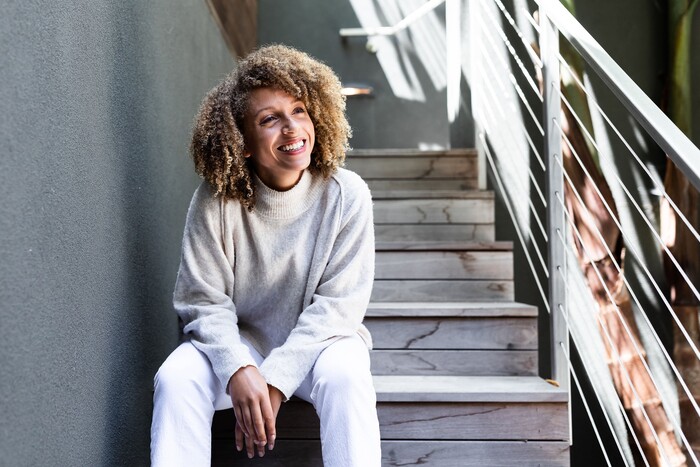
[190,44,351,210]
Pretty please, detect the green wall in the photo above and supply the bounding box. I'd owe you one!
[0,1,233,464]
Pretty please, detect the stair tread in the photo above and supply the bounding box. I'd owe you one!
[348,148,477,157]
[366,301,537,317]
[375,241,512,251]
[372,190,492,199]
[373,375,566,403]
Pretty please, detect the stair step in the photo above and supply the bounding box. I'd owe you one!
[370,349,538,376]
[375,241,512,251]
[368,178,478,191]
[373,198,493,224]
[212,376,567,443]
[375,223,495,242]
[372,190,491,199]
[365,314,536,350]
[366,301,538,317]
[212,440,569,467]
[346,149,477,182]
[371,280,514,301]
[348,148,479,157]
[376,250,512,280]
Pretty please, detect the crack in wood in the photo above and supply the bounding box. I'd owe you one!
[385,406,504,426]
[405,321,441,348]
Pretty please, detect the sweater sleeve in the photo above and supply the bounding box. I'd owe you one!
[258,178,375,399]
[173,183,258,392]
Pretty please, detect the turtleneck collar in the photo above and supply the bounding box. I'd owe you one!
[252,169,324,219]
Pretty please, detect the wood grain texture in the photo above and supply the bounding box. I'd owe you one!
[371,279,514,301]
[373,199,494,224]
[212,440,570,467]
[370,349,538,376]
[367,178,478,191]
[375,251,512,280]
[346,156,476,180]
[365,301,538,318]
[205,0,257,58]
[366,317,537,350]
[375,241,512,251]
[374,223,495,242]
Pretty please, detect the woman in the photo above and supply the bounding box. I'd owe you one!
[150,44,381,466]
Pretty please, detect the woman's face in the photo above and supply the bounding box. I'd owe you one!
[243,87,315,191]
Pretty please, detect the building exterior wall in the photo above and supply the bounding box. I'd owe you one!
[0,1,233,464]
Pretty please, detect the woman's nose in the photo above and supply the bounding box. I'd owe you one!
[282,117,298,134]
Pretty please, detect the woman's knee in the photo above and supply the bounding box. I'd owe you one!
[154,342,216,398]
[311,337,375,400]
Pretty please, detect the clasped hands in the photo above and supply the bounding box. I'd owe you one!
[228,365,284,459]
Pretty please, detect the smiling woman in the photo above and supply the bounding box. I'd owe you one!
[150,45,381,467]
[243,88,316,191]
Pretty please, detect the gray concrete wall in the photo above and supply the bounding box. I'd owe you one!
[0,1,233,465]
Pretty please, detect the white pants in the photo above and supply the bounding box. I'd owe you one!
[151,335,381,467]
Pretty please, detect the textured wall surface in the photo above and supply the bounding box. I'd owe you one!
[0,1,233,465]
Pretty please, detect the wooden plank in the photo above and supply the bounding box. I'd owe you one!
[212,440,570,467]
[366,301,538,318]
[371,280,514,301]
[380,440,570,466]
[375,251,512,280]
[375,241,512,251]
[348,148,478,157]
[372,190,493,199]
[378,402,568,440]
[375,224,494,242]
[370,349,538,376]
[205,0,257,58]
[365,317,537,350]
[373,376,567,403]
[346,156,476,180]
[373,199,494,224]
[367,179,478,191]
[213,399,569,441]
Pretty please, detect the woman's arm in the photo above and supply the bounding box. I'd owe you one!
[173,182,258,391]
[258,174,375,399]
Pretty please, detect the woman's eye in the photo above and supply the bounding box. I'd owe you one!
[293,107,306,114]
[260,115,276,125]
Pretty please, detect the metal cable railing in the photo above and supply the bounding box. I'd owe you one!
[473,0,700,465]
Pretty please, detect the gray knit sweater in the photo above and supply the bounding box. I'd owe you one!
[173,168,374,399]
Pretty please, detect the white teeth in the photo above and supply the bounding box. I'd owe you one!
[280,140,304,152]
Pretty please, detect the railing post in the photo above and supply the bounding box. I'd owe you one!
[541,1,570,424]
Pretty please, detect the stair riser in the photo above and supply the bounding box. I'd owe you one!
[376,251,512,280]
[375,224,494,242]
[368,179,478,191]
[370,350,538,376]
[365,317,537,350]
[213,440,569,467]
[346,155,477,180]
[212,402,567,441]
[371,280,514,301]
[373,199,493,224]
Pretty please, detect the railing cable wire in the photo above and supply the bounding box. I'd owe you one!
[554,118,700,362]
[481,132,551,311]
[554,192,696,465]
[557,54,700,248]
[490,0,543,69]
[555,153,700,422]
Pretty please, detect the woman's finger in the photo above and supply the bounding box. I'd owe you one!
[261,397,276,451]
[234,421,244,452]
[249,404,267,457]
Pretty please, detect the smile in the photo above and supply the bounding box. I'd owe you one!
[279,140,305,152]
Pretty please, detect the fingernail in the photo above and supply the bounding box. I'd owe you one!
[236,444,241,451]
[247,452,253,459]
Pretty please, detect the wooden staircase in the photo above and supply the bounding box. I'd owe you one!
[212,149,570,466]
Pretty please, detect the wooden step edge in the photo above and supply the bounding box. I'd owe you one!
[365,301,538,318]
[372,190,493,199]
[347,148,477,157]
[373,375,567,403]
[375,241,512,251]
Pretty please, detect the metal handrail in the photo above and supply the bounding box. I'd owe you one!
[339,0,445,37]
[536,0,700,192]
